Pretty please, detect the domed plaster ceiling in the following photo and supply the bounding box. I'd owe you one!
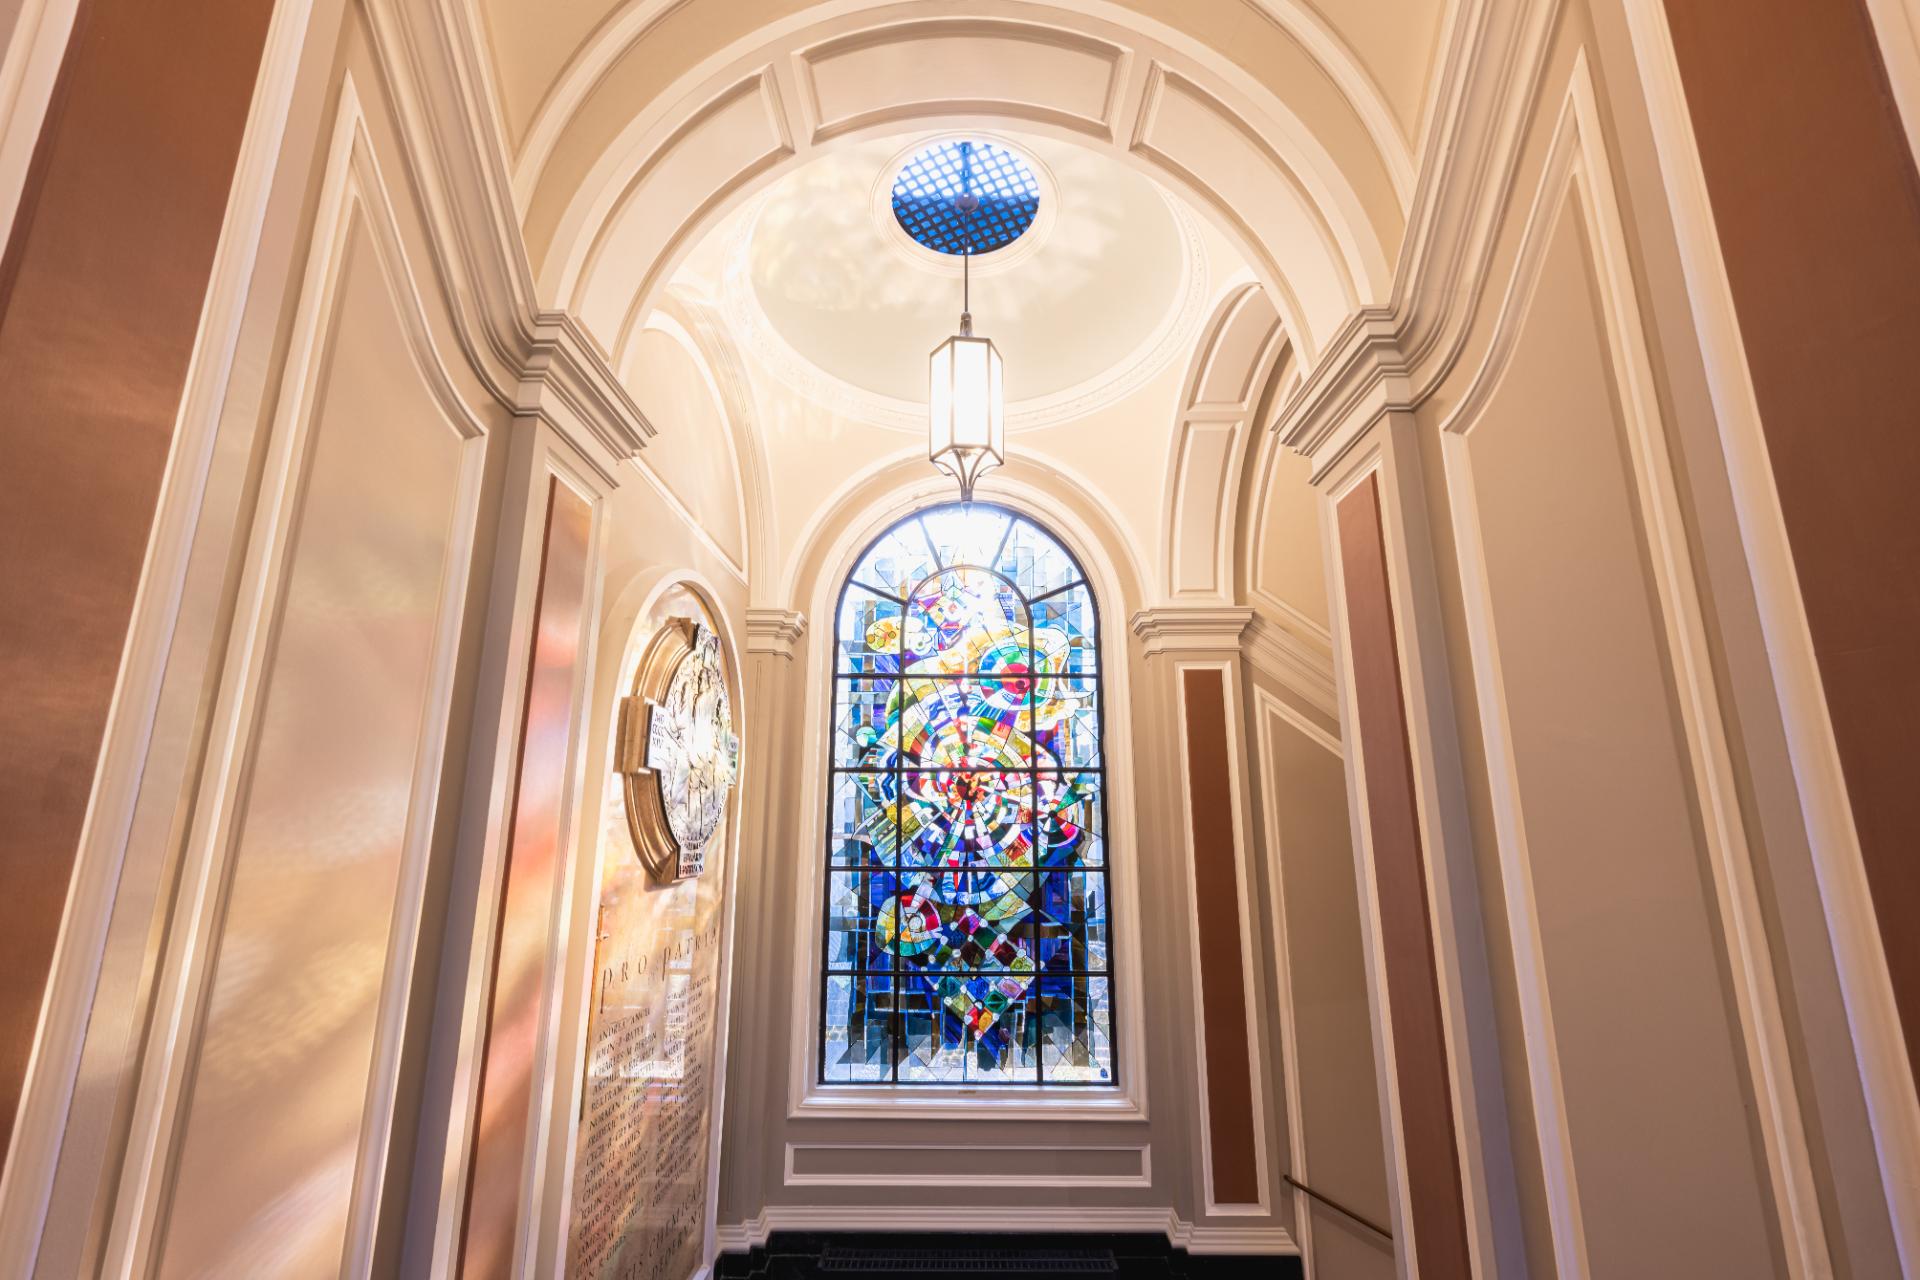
[714,131,1214,432]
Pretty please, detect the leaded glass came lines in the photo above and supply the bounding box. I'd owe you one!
[820,503,1115,1087]
[891,140,1041,257]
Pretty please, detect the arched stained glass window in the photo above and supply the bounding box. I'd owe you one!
[821,502,1114,1086]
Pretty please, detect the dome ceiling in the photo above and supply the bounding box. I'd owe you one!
[723,132,1207,426]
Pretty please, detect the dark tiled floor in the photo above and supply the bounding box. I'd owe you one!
[714,1232,1303,1279]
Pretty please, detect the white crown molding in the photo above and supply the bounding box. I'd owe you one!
[515,309,655,487]
[361,0,650,481]
[744,608,807,658]
[1241,611,1337,720]
[716,1205,1298,1258]
[1130,605,1255,658]
[1276,305,1414,481]
[1276,0,1569,479]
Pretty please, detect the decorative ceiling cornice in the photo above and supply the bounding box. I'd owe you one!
[745,608,807,658]
[1274,0,1570,483]
[361,0,652,486]
[1129,606,1255,657]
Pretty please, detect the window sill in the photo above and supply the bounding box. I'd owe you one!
[792,1082,1146,1122]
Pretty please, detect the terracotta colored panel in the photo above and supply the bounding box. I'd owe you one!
[1180,667,1260,1205]
[1335,475,1471,1275]
[0,0,274,1157]
[459,480,595,1277]
[1662,0,1920,1087]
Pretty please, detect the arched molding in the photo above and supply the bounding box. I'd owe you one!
[775,448,1154,620]
[526,1,1405,363]
[776,458,1153,1122]
[643,285,780,604]
[511,0,1416,223]
[1158,279,1285,603]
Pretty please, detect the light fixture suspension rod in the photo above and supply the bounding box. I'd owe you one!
[960,248,971,335]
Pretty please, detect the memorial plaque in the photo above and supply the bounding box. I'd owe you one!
[570,595,734,1279]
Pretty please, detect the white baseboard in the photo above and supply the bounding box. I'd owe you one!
[713,1205,1297,1257]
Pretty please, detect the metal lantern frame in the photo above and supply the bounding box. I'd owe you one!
[916,140,1020,503]
[927,315,1005,502]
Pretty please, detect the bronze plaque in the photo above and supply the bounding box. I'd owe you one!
[570,597,734,1278]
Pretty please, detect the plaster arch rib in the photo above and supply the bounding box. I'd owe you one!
[646,286,780,607]
[1159,280,1286,603]
[523,2,1404,364]
[509,0,1416,215]
[778,452,1152,626]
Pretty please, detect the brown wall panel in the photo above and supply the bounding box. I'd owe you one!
[1661,0,1920,1086]
[460,479,594,1277]
[1180,667,1260,1205]
[1335,474,1471,1276]
[0,0,274,1157]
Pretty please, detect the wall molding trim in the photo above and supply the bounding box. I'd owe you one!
[0,0,81,251]
[1276,0,1571,479]
[716,1206,1298,1258]
[359,0,652,483]
[781,1142,1151,1190]
[99,73,491,1275]
[1619,0,1920,1265]
[1241,612,1338,721]
[0,0,320,1267]
[1131,606,1255,658]
[744,608,807,659]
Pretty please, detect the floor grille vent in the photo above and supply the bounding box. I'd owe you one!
[819,1244,1120,1273]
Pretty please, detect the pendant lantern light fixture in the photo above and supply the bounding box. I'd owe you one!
[927,236,1005,503]
[895,140,1034,503]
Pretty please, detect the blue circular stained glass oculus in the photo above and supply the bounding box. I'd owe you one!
[891,140,1040,257]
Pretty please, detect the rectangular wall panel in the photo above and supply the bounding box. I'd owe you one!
[1179,667,1260,1206]
[157,222,469,1278]
[1457,201,1776,1276]
[1335,474,1471,1276]
[1263,707,1393,1277]
[0,0,274,1156]
[459,479,594,1277]
[1663,0,1920,1097]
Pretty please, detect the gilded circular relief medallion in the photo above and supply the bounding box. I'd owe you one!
[616,620,739,882]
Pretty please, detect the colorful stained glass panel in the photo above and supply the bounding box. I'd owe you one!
[900,773,1032,869]
[1031,677,1101,768]
[995,518,1081,598]
[1038,772,1104,868]
[1034,872,1110,972]
[1032,585,1098,675]
[822,975,893,1083]
[894,676,1032,769]
[837,588,905,674]
[822,503,1112,1087]
[828,771,891,867]
[1034,975,1113,1084]
[832,679,895,768]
